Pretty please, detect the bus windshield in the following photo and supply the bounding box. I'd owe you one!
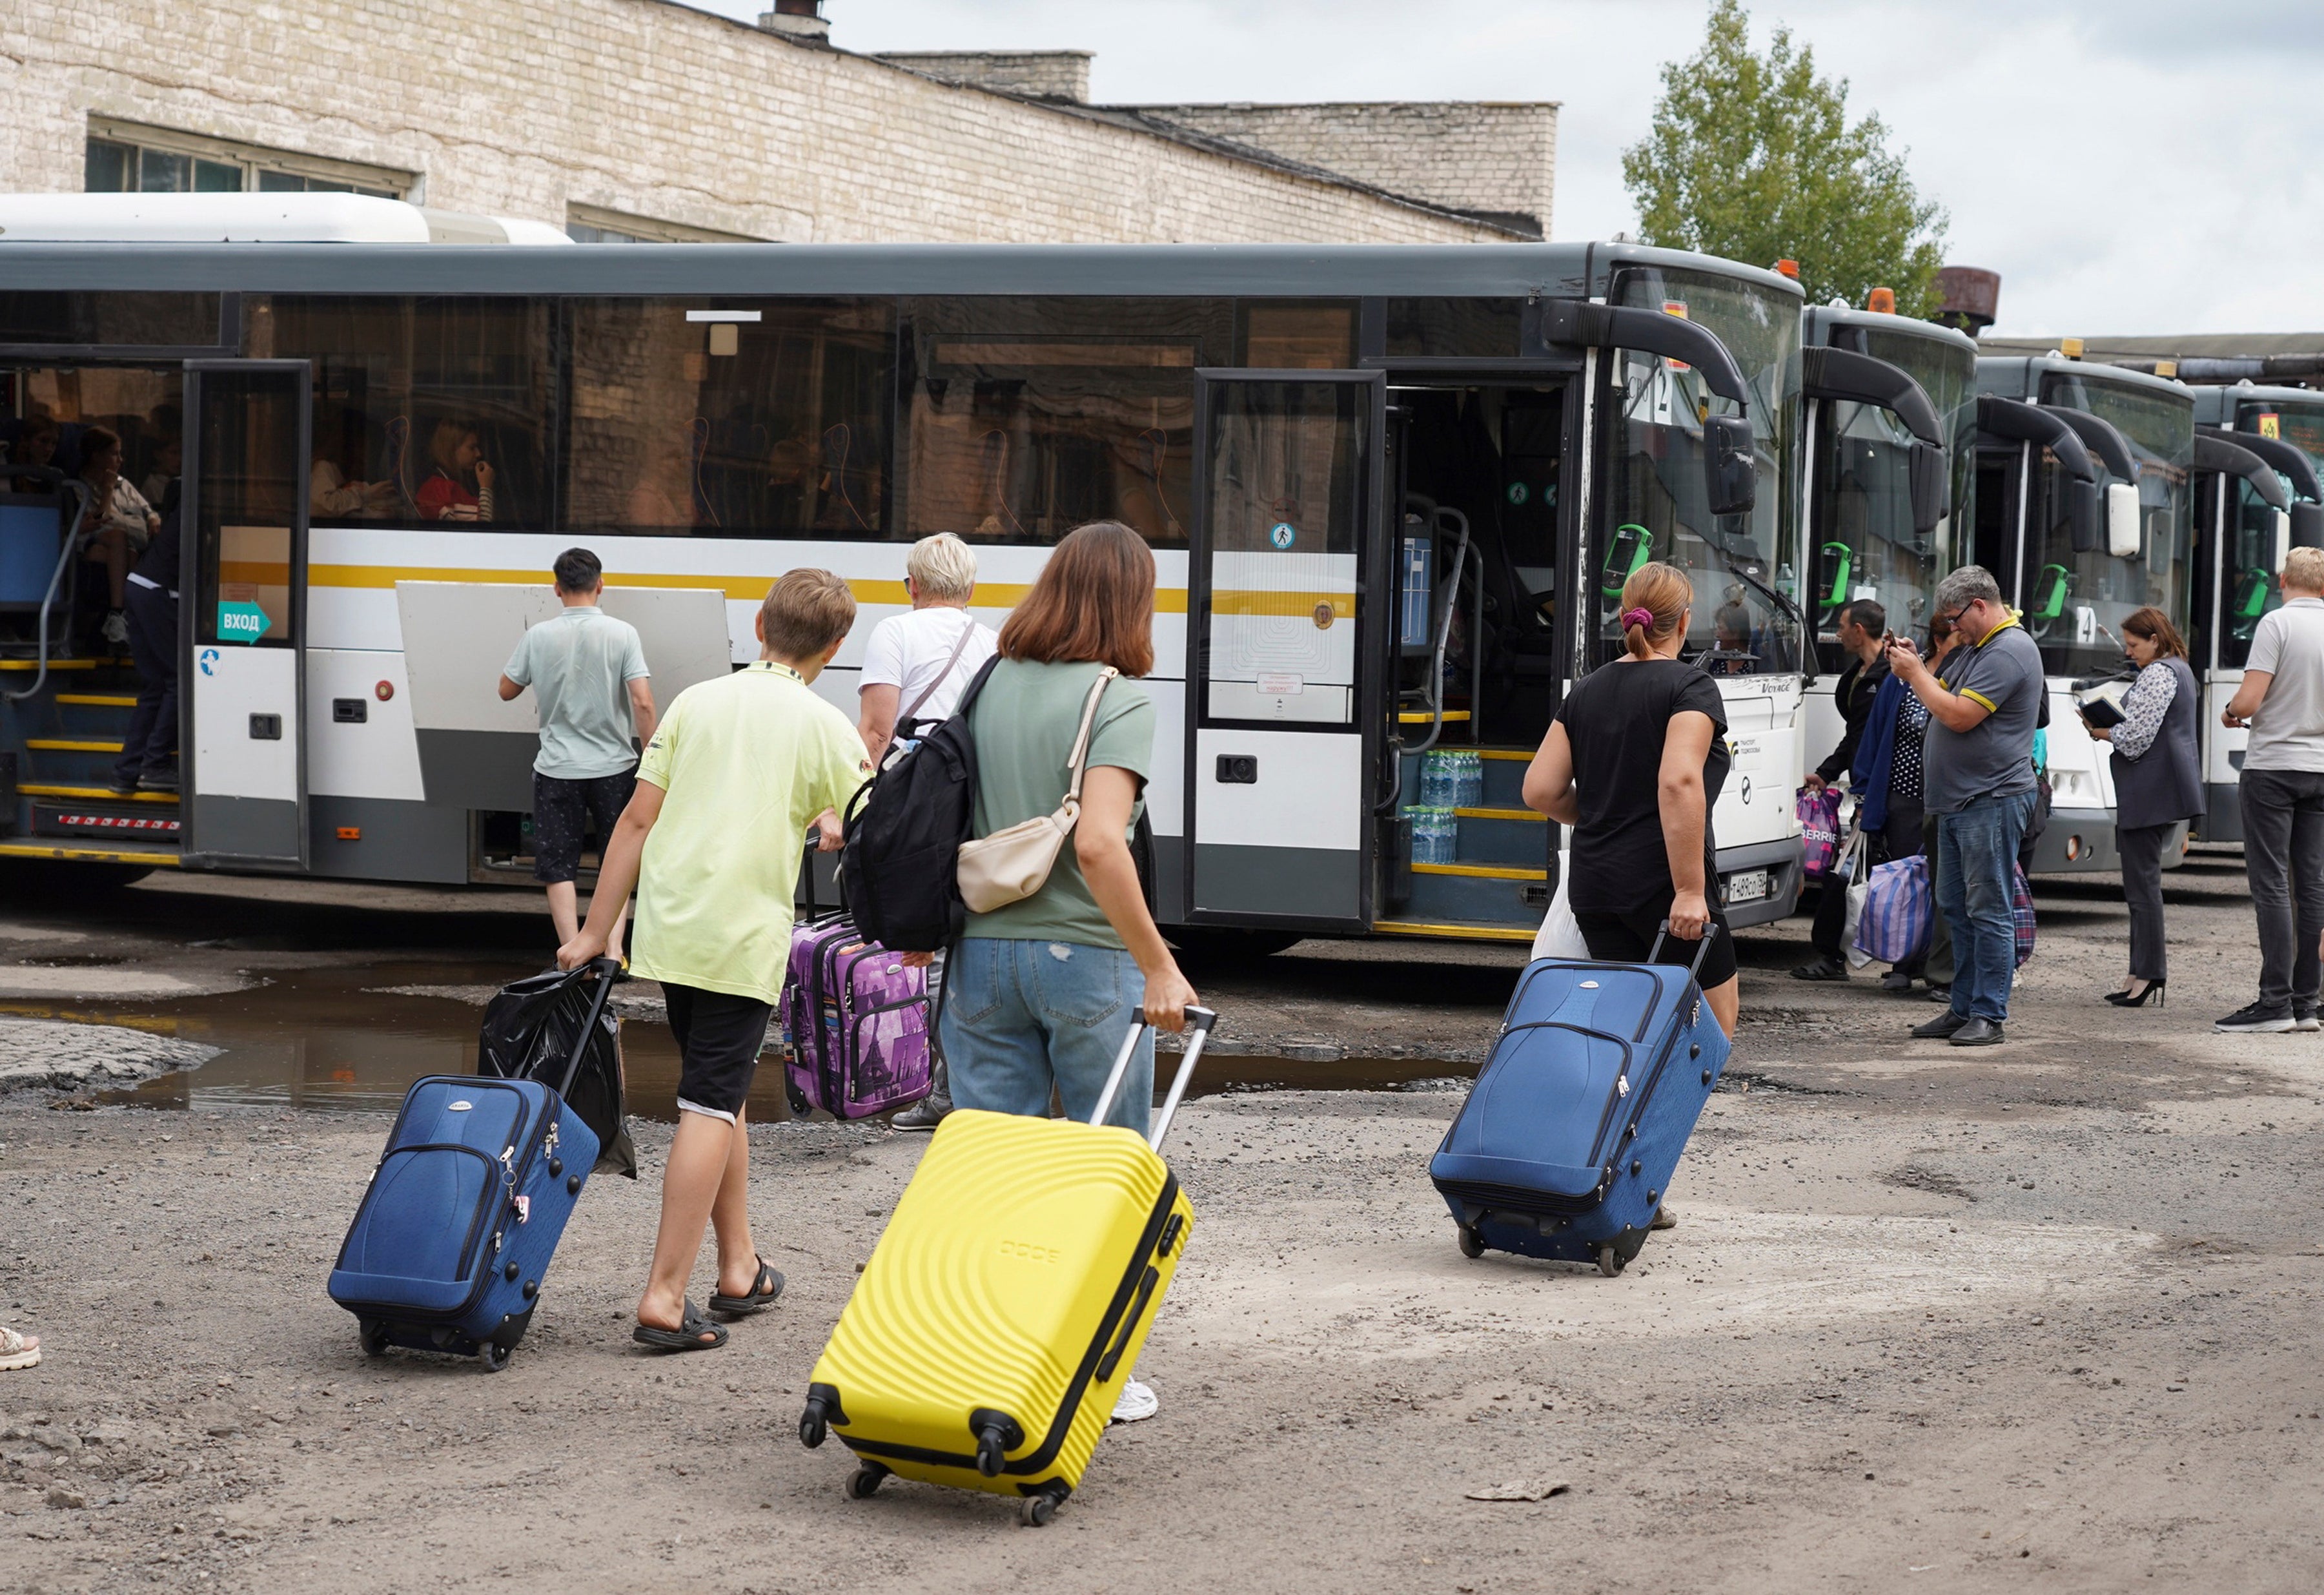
[2024,373,2192,678]
[2221,400,2324,666]
[1810,329,1975,669]
[1597,265,1801,675]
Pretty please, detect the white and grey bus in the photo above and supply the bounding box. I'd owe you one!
[1968,355,2197,872]
[0,199,1833,948]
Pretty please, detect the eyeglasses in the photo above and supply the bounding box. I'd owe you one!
[1933,608,1964,628]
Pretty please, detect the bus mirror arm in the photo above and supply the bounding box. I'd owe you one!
[1545,300,1760,519]
[2193,433,2290,513]
[1977,395,2103,551]
[1800,346,1943,446]
[2221,430,2323,505]
[2041,406,2139,484]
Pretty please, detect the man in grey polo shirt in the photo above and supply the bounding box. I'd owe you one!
[2217,546,2324,1033]
[1883,566,2043,1047]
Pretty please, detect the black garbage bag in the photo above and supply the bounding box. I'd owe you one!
[477,965,638,1178]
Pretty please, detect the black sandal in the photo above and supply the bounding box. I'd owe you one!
[631,1299,728,1353]
[709,1257,786,1318]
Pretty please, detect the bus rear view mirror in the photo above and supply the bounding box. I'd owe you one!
[2066,476,2101,553]
[2107,482,2141,559]
[1908,440,1947,536]
[2292,501,2324,551]
[1704,414,1756,517]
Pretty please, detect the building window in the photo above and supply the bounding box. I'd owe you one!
[565,205,758,245]
[83,119,414,200]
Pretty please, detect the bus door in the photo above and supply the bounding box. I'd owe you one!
[180,360,311,869]
[1184,371,1385,929]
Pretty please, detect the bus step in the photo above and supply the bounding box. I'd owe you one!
[26,739,125,754]
[18,783,177,806]
[1372,919,1536,944]
[1401,867,1548,927]
[32,802,182,843]
[1412,862,1546,881]
[54,694,138,708]
[0,839,180,869]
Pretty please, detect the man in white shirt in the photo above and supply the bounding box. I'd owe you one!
[857,533,998,765]
[859,533,997,1130]
[2219,545,2324,1032]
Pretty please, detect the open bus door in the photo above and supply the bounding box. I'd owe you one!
[180,360,311,869]
[1183,371,1385,932]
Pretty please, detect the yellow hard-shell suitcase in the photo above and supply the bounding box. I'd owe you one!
[799,1007,1215,1526]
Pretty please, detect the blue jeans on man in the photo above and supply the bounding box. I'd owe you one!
[1933,790,2037,1022]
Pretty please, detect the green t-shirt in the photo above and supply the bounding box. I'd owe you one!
[629,661,870,1004]
[966,659,1153,949]
[502,604,651,779]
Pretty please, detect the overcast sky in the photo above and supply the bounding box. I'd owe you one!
[693,0,2324,339]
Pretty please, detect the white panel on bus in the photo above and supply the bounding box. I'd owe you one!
[1192,729,1362,852]
[192,644,298,801]
[305,650,423,800]
[1204,681,1353,723]
[396,583,560,736]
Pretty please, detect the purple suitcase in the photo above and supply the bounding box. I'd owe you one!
[782,912,932,1120]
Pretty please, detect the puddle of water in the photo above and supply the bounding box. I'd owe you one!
[16,962,1471,1121]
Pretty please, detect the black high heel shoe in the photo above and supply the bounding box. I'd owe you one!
[2106,980,2166,1008]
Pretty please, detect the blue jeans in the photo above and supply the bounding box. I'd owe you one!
[1934,790,2037,1022]
[939,938,1152,1133]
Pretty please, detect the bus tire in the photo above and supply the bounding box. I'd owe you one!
[1166,927,1303,963]
[0,859,154,899]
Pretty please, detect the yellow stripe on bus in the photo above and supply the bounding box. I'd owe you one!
[301,565,1190,614]
[1208,590,1355,619]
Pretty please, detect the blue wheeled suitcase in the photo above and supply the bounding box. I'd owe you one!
[1431,927,1729,1277]
[327,958,618,1370]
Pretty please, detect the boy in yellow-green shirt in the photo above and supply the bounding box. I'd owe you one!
[560,569,870,1352]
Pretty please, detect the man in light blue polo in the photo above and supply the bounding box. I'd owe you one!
[498,548,655,960]
[1884,565,2043,1047]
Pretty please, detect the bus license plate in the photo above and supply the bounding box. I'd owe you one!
[1727,869,1770,904]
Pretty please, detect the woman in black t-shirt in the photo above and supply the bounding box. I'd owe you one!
[1522,561,1739,1034]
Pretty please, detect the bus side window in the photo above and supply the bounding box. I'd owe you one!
[566,298,893,539]
[267,295,556,533]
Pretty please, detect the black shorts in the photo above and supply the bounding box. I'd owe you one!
[531,767,637,884]
[663,982,774,1122]
[1572,899,1739,989]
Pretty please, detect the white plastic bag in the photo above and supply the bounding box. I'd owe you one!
[1839,830,1875,969]
[1531,858,1591,962]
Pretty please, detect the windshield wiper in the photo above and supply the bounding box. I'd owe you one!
[1706,551,1816,686]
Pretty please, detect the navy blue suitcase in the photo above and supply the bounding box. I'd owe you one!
[327,960,616,1369]
[1431,928,1729,1276]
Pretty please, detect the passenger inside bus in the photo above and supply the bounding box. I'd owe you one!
[418,417,494,522]
[6,416,59,491]
[75,425,160,642]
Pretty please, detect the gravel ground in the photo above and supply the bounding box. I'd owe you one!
[3,854,2322,1592]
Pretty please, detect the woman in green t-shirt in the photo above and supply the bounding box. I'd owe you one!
[944,520,1199,1423]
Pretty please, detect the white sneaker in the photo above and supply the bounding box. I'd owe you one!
[1109,1379,1158,1425]
[2298,1013,2322,1034]
[101,610,129,646]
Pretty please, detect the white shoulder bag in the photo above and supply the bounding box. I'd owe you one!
[956,667,1118,914]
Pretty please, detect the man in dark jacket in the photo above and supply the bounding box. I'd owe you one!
[1793,598,1889,980]
[108,481,179,794]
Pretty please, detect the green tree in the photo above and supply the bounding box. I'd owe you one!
[1622,0,1947,316]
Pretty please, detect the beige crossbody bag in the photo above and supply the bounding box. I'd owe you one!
[955,666,1118,914]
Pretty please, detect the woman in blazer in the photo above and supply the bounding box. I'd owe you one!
[2086,606,2203,1007]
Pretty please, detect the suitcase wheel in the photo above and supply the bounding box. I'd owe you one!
[480,1341,513,1373]
[1456,1224,1485,1259]
[1595,1243,1626,1278]
[845,1463,889,1501]
[358,1319,390,1358]
[1017,1491,1063,1528]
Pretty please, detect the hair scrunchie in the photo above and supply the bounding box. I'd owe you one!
[1620,607,1655,631]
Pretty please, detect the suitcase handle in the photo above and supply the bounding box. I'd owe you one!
[1090,1005,1218,1150]
[554,956,625,1100]
[1644,920,1722,982]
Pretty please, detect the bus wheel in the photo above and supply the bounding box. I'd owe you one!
[0,860,154,900]
[1166,927,1303,963]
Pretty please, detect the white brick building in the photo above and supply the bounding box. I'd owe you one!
[0,0,1556,245]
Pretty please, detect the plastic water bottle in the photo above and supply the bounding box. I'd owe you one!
[1455,751,1485,809]
[1420,751,1456,809]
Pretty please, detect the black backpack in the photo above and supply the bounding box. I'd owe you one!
[839,656,1002,952]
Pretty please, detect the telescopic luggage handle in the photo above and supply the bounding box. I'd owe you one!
[1645,920,1722,982]
[555,956,624,1100]
[1090,1005,1219,1151]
